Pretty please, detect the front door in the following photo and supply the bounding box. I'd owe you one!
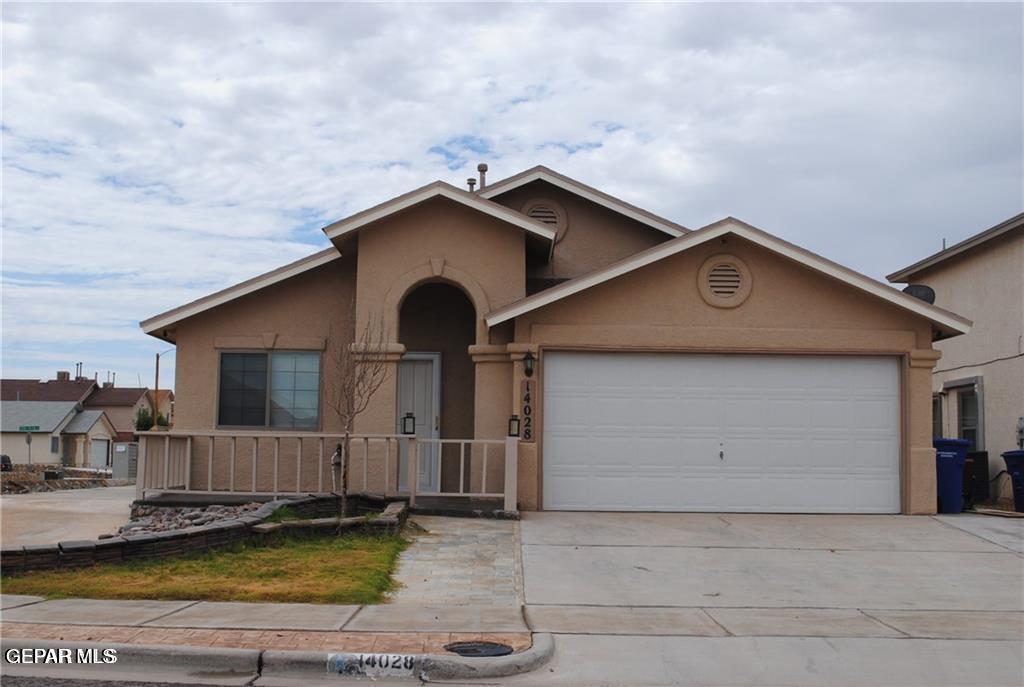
[397,353,441,492]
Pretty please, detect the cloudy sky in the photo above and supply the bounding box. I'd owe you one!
[2,2,1021,389]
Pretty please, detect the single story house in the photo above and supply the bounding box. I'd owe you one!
[140,165,970,514]
[887,212,1023,503]
[84,385,158,441]
[0,400,116,467]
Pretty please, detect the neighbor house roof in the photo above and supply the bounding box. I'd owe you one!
[887,212,1024,283]
[485,217,973,339]
[322,180,557,244]
[84,386,149,407]
[140,247,342,339]
[147,389,174,407]
[0,401,79,433]
[63,409,111,435]
[0,378,96,402]
[479,165,689,238]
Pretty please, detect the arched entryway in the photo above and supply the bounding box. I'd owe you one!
[398,282,476,492]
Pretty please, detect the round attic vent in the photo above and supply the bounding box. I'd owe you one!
[707,263,742,297]
[698,254,752,308]
[522,198,568,243]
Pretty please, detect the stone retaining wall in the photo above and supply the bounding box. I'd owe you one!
[0,494,407,576]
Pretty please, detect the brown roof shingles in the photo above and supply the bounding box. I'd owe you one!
[0,379,96,403]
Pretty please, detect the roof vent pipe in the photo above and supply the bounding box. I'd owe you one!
[466,178,476,192]
[477,163,488,189]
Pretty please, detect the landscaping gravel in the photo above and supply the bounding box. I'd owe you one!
[115,503,263,535]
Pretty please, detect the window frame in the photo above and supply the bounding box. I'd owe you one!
[931,393,943,439]
[215,349,323,432]
[943,376,985,451]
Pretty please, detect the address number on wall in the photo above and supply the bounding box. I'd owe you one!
[520,379,535,442]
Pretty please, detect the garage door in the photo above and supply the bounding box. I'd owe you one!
[542,352,900,513]
[89,439,109,468]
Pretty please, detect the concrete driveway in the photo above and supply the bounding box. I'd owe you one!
[515,512,1024,687]
[0,486,134,545]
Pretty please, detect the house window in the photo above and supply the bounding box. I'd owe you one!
[270,352,320,429]
[50,436,59,453]
[932,394,942,439]
[218,351,319,428]
[958,389,980,449]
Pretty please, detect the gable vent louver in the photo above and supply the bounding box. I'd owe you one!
[527,205,559,225]
[708,264,742,297]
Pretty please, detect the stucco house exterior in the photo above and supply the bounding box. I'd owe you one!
[0,400,116,467]
[84,385,154,442]
[888,212,1024,503]
[139,165,971,515]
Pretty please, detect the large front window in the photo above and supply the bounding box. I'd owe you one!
[218,351,319,428]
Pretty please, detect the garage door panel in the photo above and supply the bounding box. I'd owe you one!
[543,353,900,513]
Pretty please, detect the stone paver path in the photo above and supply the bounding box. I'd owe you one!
[391,515,520,606]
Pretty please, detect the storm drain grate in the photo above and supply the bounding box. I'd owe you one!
[443,641,514,658]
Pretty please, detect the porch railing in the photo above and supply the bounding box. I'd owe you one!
[135,431,518,512]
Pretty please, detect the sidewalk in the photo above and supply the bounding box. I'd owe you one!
[0,595,532,655]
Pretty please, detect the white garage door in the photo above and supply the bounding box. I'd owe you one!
[90,439,110,468]
[543,352,901,513]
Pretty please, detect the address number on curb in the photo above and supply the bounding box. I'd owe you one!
[327,652,418,678]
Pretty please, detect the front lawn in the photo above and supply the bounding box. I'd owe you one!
[3,533,408,605]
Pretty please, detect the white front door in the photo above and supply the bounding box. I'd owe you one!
[397,353,441,492]
[542,352,901,513]
[89,439,110,468]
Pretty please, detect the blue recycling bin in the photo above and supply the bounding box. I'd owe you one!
[1001,450,1024,513]
[934,438,970,514]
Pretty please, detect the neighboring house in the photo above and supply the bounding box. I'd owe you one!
[146,389,175,425]
[84,385,154,441]
[0,400,116,467]
[1,373,96,403]
[888,212,1024,502]
[140,165,971,514]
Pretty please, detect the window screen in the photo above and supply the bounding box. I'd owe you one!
[218,353,268,426]
[932,395,942,439]
[270,352,320,428]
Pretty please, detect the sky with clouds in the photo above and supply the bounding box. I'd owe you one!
[2,2,1021,390]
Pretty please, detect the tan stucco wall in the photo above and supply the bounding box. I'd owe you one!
[907,229,1024,500]
[489,180,669,280]
[352,197,526,449]
[172,256,357,433]
[0,432,61,464]
[511,235,939,514]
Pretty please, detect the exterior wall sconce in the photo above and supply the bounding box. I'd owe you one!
[401,412,416,435]
[523,351,536,378]
[508,414,521,438]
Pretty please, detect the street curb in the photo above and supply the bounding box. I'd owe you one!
[0,638,260,685]
[260,632,555,682]
[1,633,555,682]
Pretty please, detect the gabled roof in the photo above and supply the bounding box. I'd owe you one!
[84,386,149,407]
[140,247,342,339]
[486,217,973,339]
[887,212,1024,283]
[1,378,96,402]
[64,409,111,434]
[147,389,174,407]
[0,401,79,433]
[479,165,688,238]
[322,180,557,243]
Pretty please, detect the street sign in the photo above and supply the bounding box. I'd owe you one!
[18,425,40,432]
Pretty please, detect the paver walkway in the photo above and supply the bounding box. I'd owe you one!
[390,515,521,606]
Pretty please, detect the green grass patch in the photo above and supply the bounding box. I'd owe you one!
[3,533,408,605]
[263,505,319,522]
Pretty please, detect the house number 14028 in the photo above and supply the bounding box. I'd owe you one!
[520,380,535,442]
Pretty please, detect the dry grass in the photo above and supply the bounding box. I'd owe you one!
[2,533,408,605]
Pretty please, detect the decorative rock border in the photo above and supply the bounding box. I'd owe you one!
[0,494,408,576]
